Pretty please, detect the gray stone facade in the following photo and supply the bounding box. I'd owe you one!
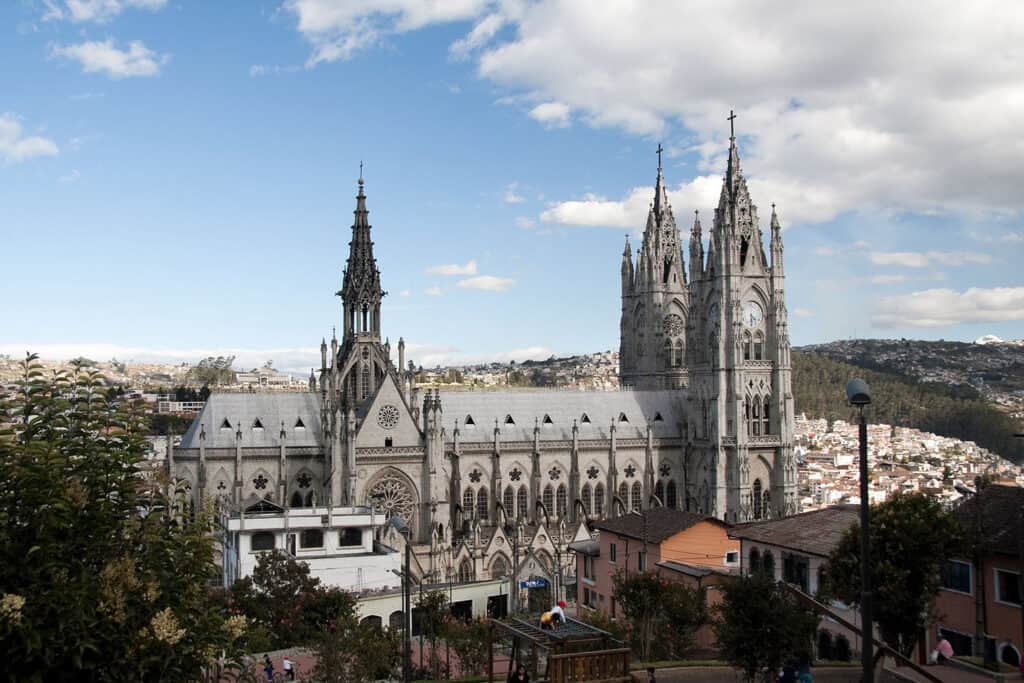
[171,134,796,584]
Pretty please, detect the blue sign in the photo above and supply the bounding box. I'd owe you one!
[520,578,548,589]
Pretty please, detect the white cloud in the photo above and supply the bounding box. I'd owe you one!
[515,216,536,229]
[427,260,477,276]
[457,275,515,292]
[285,0,488,66]
[869,274,906,285]
[425,285,443,296]
[51,40,169,78]
[528,102,570,128]
[450,12,505,59]
[0,114,59,163]
[869,250,992,268]
[402,342,554,367]
[43,0,166,23]
[872,287,1024,328]
[503,182,524,203]
[399,289,411,297]
[792,308,814,318]
[1001,231,1024,242]
[59,169,81,183]
[249,65,266,77]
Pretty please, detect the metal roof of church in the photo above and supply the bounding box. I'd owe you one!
[438,389,684,442]
[179,393,323,448]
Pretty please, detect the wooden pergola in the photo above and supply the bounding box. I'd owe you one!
[487,616,631,683]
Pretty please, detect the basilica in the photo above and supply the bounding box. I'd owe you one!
[171,128,797,586]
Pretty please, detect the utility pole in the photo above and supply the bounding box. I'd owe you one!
[403,537,412,683]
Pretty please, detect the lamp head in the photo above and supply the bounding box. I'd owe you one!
[387,515,411,537]
[846,378,871,407]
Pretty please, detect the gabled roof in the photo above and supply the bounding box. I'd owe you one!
[955,484,1024,556]
[441,389,684,442]
[729,505,859,558]
[592,508,715,544]
[179,393,322,448]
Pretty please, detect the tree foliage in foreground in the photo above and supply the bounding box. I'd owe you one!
[612,570,707,660]
[713,573,818,683]
[820,492,964,657]
[0,354,244,681]
[307,598,399,683]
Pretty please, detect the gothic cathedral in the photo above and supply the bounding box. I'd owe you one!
[171,124,797,584]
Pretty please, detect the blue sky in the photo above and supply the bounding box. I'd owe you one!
[2,0,1023,373]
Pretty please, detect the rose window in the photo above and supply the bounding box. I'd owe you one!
[659,463,671,478]
[297,472,312,489]
[586,466,599,480]
[377,404,400,430]
[548,467,561,481]
[663,313,684,336]
[468,469,482,483]
[253,474,269,490]
[509,468,522,482]
[368,477,415,523]
[624,464,636,478]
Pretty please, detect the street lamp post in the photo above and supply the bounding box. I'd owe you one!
[847,379,873,683]
[388,516,414,683]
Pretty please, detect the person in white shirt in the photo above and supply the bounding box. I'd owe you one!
[282,655,295,681]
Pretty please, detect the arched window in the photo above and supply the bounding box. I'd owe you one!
[251,532,275,551]
[752,479,763,520]
[503,486,514,519]
[745,398,752,436]
[300,529,323,548]
[581,484,592,515]
[751,399,761,436]
[556,484,567,518]
[290,491,303,508]
[491,555,509,580]
[743,332,752,361]
[1000,644,1020,668]
[762,550,775,577]
[673,339,683,367]
[304,491,315,507]
[666,480,678,509]
[749,547,761,574]
[542,485,554,518]
[462,488,474,517]
[389,610,404,631]
[618,482,629,511]
[754,332,764,361]
[517,485,528,520]
[458,559,473,583]
[361,366,370,399]
[763,398,771,435]
[476,487,489,521]
[594,483,605,517]
[631,482,642,512]
[663,339,672,366]
[762,490,772,520]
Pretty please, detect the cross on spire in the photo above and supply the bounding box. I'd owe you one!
[656,143,663,170]
[727,110,737,140]
[358,160,364,184]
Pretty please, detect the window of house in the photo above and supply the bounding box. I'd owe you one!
[631,482,642,512]
[638,552,646,571]
[463,488,474,517]
[610,543,617,563]
[339,528,362,547]
[503,487,514,517]
[517,486,528,519]
[556,484,567,518]
[476,487,489,521]
[251,531,275,551]
[300,529,324,549]
[594,483,605,517]
[941,560,972,594]
[995,569,1021,605]
[726,551,739,565]
[749,547,761,574]
[543,485,554,517]
[666,480,678,509]
[581,484,592,515]
[939,628,973,657]
[384,437,393,448]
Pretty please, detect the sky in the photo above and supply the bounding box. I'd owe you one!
[2,0,1023,375]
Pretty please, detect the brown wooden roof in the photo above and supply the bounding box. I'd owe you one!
[956,484,1024,556]
[591,508,717,544]
[729,505,860,558]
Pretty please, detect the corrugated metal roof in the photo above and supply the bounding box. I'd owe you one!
[439,389,685,442]
[179,393,323,448]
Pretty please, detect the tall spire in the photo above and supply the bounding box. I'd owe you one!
[338,170,385,341]
[653,143,668,216]
[725,110,742,197]
[689,209,704,277]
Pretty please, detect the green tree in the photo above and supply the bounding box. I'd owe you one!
[714,573,818,683]
[443,617,491,676]
[611,570,706,660]
[820,492,964,657]
[0,354,243,681]
[308,600,399,682]
[415,590,449,678]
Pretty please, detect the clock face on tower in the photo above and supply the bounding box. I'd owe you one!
[742,301,764,327]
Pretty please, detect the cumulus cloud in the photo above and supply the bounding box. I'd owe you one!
[528,102,570,128]
[503,182,525,203]
[872,287,1024,328]
[0,114,59,163]
[51,40,169,78]
[457,275,515,292]
[515,216,536,229]
[792,308,814,318]
[869,250,992,268]
[402,342,554,367]
[427,260,477,276]
[43,0,166,23]
[285,0,488,66]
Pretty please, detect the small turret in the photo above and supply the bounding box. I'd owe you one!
[320,337,327,369]
[308,368,316,392]
[770,203,784,275]
[689,210,703,280]
[621,235,633,292]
